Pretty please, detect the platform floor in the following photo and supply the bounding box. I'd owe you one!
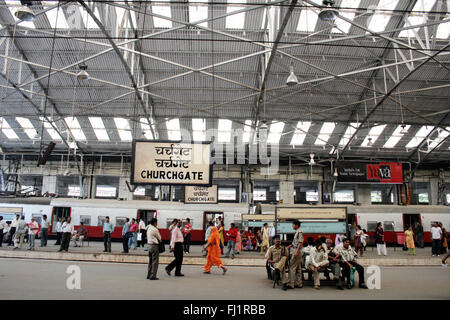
[0,258,449,300]
[0,240,445,260]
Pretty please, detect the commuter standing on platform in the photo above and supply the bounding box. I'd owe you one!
[224,223,238,259]
[405,225,415,256]
[415,222,424,248]
[27,217,39,251]
[374,222,387,256]
[203,226,227,275]
[122,218,130,253]
[431,222,442,257]
[168,219,178,253]
[54,217,63,245]
[13,216,27,250]
[218,221,225,254]
[146,218,161,280]
[183,218,192,254]
[138,218,146,247]
[8,215,19,246]
[0,216,6,247]
[283,220,304,291]
[203,221,214,256]
[166,219,184,277]
[103,216,114,252]
[269,222,276,246]
[354,225,364,256]
[128,218,138,250]
[261,223,270,255]
[40,215,50,247]
[59,217,73,252]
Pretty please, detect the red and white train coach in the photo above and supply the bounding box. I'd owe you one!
[0,198,449,244]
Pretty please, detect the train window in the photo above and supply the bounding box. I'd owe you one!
[80,215,91,226]
[97,216,106,227]
[115,217,127,227]
[32,214,42,225]
[166,218,178,229]
[367,221,377,232]
[383,221,395,232]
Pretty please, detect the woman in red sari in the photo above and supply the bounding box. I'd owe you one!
[203,226,228,275]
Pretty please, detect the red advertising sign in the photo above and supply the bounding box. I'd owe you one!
[337,162,403,184]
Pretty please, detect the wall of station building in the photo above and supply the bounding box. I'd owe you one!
[2,159,450,206]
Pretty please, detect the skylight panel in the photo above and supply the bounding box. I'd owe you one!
[383,124,410,148]
[339,122,360,146]
[314,122,336,145]
[0,117,19,140]
[399,0,437,37]
[113,117,132,141]
[152,0,173,28]
[297,6,318,32]
[192,118,206,141]
[428,127,450,149]
[64,117,86,141]
[361,124,387,147]
[218,119,232,143]
[367,0,399,33]
[80,5,101,29]
[243,120,252,143]
[166,118,181,141]
[189,0,208,27]
[405,125,435,148]
[140,118,154,140]
[226,0,246,29]
[267,122,285,144]
[40,117,61,140]
[5,0,35,28]
[89,117,109,141]
[43,2,69,29]
[436,19,450,39]
[331,0,361,34]
[290,121,311,145]
[16,117,38,139]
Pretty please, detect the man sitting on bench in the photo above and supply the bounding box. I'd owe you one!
[333,237,368,289]
[325,238,344,290]
[305,238,329,289]
[265,235,289,286]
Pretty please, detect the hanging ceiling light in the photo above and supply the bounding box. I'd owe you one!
[33,131,40,139]
[333,168,338,177]
[400,123,408,135]
[286,63,299,86]
[367,137,373,146]
[77,63,90,80]
[309,153,316,165]
[318,0,339,22]
[15,1,35,21]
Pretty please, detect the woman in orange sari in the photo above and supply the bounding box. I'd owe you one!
[203,226,228,275]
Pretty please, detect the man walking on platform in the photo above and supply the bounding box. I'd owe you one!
[183,218,192,254]
[166,219,184,277]
[283,220,303,291]
[8,215,19,246]
[122,218,130,253]
[13,216,27,250]
[0,216,6,247]
[103,216,114,252]
[40,215,50,247]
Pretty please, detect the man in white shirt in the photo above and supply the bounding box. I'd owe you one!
[8,215,20,246]
[138,218,146,248]
[14,216,28,250]
[0,216,7,247]
[146,218,162,280]
[40,215,51,247]
[54,218,63,245]
[269,222,276,246]
[59,217,74,252]
[305,239,329,289]
[431,222,443,257]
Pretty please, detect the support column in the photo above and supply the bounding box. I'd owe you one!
[118,176,133,200]
[429,177,439,205]
[317,181,323,204]
[42,175,57,194]
[356,185,371,206]
[279,180,294,205]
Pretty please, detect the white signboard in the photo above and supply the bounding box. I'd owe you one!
[185,185,218,204]
[131,140,212,186]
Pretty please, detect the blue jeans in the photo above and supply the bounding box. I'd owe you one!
[28,234,35,249]
[225,240,236,258]
[128,233,137,249]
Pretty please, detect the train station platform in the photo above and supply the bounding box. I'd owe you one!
[0,241,445,267]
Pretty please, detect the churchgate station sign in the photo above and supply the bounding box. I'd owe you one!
[131,140,213,186]
[185,185,218,204]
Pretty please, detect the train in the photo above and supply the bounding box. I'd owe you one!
[0,197,448,244]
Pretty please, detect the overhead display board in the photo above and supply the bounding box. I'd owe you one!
[277,222,346,234]
[336,162,403,184]
[241,214,275,221]
[185,185,218,204]
[131,140,212,186]
[276,207,346,220]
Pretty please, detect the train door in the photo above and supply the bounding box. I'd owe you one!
[347,213,356,239]
[51,207,71,233]
[203,211,224,238]
[137,209,156,225]
[403,214,421,231]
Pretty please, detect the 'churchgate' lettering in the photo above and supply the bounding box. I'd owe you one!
[141,170,204,181]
